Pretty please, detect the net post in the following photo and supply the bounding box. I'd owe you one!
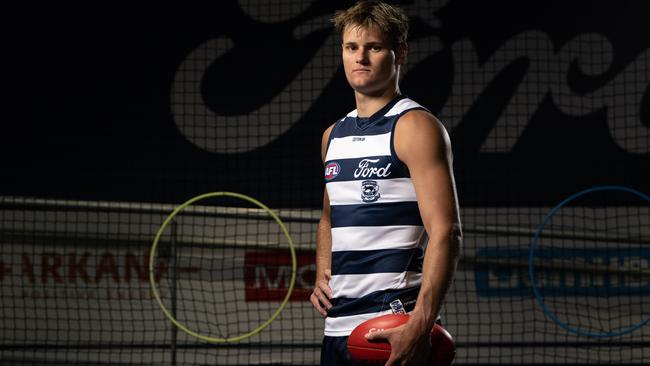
[170,220,178,366]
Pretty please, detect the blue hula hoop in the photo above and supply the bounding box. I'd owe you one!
[529,185,650,338]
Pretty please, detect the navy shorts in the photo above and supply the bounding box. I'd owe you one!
[320,335,356,366]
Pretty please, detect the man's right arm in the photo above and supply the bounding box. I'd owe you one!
[310,124,335,317]
[311,190,333,316]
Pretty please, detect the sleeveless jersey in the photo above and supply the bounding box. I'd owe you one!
[323,96,428,337]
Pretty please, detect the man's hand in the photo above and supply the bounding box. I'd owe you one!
[365,321,431,366]
[310,270,333,317]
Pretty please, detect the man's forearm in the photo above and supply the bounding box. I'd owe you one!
[411,225,462,329]
[315,217,333,281]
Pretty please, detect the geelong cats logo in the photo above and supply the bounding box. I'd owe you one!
[361,180,380,203]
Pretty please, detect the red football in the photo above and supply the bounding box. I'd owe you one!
[347,314,456,366]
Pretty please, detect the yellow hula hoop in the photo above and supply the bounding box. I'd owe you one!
[148,191,297,343]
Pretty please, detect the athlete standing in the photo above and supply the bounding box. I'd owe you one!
[310,1,462,365]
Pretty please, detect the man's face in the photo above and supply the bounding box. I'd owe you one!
[341,24,403,96]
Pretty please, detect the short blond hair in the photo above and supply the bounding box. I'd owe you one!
[331,0,409,49]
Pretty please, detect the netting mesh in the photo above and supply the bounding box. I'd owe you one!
[1,0,649,365]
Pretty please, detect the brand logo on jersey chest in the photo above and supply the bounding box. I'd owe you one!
[354,159,392,179]
[324,162,340,180]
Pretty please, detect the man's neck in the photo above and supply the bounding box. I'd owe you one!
[354,87,400,118]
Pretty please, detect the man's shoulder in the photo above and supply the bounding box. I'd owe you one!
[395,108,446,143]
[386,97,430,117]
[322,122,336,140]
[399,107,439,126]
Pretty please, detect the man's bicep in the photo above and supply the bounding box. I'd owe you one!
[411,161,458,236]
[395,113,458,232]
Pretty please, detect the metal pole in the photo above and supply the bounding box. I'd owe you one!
[170,220,178,366]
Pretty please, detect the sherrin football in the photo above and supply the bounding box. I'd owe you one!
[347,314,456,366]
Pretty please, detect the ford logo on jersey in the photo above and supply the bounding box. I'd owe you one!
[324,162,340,180]
[361,180,380,202]
[354,158,392,179]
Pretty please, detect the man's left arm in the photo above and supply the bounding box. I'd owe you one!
[367,110,462,366]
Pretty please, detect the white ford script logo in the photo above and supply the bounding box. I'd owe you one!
[354,159,392,179]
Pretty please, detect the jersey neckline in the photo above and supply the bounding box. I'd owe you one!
[355,94,407,130]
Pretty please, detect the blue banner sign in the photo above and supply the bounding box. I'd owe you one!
[475,247,650,297]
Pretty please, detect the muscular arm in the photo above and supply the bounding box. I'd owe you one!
[310,124,335,317]
[398,110,462,333]
[368,110,462,365]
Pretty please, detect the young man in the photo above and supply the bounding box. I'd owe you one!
[310,1,462,365]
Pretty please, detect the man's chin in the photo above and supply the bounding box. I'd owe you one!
[351,86,389,98]
[349,82,378,94]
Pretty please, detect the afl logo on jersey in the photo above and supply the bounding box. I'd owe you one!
[361,180,380,202]
[324,162,340,180]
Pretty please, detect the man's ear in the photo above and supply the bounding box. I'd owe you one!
[396,42,408,66]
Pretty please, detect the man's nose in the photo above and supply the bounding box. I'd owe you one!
[356,49,369,64]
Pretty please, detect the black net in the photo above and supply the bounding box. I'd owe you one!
[1,0,649,365]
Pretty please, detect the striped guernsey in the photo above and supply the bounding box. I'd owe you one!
[323,95,429,337]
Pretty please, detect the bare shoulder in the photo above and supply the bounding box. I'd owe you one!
[394,110,451,164]
[395,109,447,141]
[322,123,336,140]
[321,123,336,162]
